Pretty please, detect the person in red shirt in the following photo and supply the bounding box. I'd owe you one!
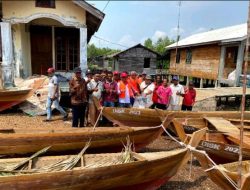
[151,75,162,108]
[181,81,196,111]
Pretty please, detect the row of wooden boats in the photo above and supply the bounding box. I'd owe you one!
[94,103,250,190]
[0,112,208,189]
[1,98,250,189]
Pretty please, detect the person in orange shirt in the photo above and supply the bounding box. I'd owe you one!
[128,71,140,105]
[117,72,134,108]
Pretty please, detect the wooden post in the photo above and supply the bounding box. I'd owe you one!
[235,41,246,86]
[80,27,87,77]
[218,46,226,84]
[199,78,203,88]
[238,1,250,188]
[1,22,14,88]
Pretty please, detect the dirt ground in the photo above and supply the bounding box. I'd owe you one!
[0,112,221,190]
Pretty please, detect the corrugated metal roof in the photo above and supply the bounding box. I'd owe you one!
[166,23,247,49]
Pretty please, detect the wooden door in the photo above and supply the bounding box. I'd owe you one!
[30,25,52,75]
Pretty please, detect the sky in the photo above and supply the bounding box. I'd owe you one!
[87,1,248,50]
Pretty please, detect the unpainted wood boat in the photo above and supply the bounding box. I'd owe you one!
[94,97,250,126]
[172,118,250,164]
[0,78,45,112]
[194,150,250,190]
[0,125,171,156]
[0,128,206,190]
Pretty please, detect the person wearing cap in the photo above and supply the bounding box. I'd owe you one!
[128,71,140,105]
[169,76,184,111]
[84,69,93,83]
[87,73,103,126]
[140,75,155,108]
[45,68,68,122]
[69,67,87,127]
[181,81,196,111]
[117,72,133,108]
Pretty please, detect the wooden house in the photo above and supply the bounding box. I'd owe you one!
[112,44,160,75]
[166,23,247,87]
[0,0,104,88]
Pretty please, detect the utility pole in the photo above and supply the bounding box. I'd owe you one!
[238,0,250,188]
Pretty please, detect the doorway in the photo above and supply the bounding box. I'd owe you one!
[30,25,52,75]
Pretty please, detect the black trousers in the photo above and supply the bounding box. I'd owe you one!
[72,104,86,127]
[155,103,167,110]
[181,105,193,111]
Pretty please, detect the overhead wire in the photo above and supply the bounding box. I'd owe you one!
[102,0,110,12]
[93,35,129,49]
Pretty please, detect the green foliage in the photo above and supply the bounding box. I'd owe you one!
[144,36,175,55]
[87,44,120,58]
[144,38,154,50]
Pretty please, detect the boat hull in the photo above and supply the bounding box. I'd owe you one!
[0,126,164,155]
[0,78,45,112]
[0,150,188,190]
[0,100,22,112]
[102,107,250,127]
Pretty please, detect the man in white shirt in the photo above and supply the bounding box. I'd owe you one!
[45,68,68,122]
[140,75,155,108]
[169,76,184,111]
[87,73,103,126]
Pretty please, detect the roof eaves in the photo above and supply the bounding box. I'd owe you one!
[73,0,105,20]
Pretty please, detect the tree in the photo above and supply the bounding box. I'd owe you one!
[143,36,175,55]
[87,44,120,58]
[144,38,154,50]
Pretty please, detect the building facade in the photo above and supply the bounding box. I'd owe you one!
[0,0,104,88]
[166,23,246,87]
[112,44,160,75]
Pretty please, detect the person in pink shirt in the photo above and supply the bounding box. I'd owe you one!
[156,79,172,110]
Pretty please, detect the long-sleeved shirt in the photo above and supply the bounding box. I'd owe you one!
[69,77,87,106]
[103,80,117,102]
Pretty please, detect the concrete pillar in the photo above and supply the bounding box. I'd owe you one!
[235,41,245,86]
[80,27,87,77]
[200,78,203,88]
[214,80,218,88]
[218,46,226,84]
[186,76,189,86]
[168,75,171,83]
[1,22,14,88]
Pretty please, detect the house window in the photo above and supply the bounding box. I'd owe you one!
[176,50,181,64]
[36,0,55,8]
[55,28,79,71]
[144,58,150,68]
[186,48,192,64]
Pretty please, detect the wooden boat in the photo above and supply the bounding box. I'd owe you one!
[0,123,172,156]
[93,97,250,126]
[194,150,250,190]
[172,117,250,164]
[0,128,206,190]
[0,78,45,112]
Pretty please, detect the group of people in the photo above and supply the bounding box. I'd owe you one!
[45,67,196,128]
